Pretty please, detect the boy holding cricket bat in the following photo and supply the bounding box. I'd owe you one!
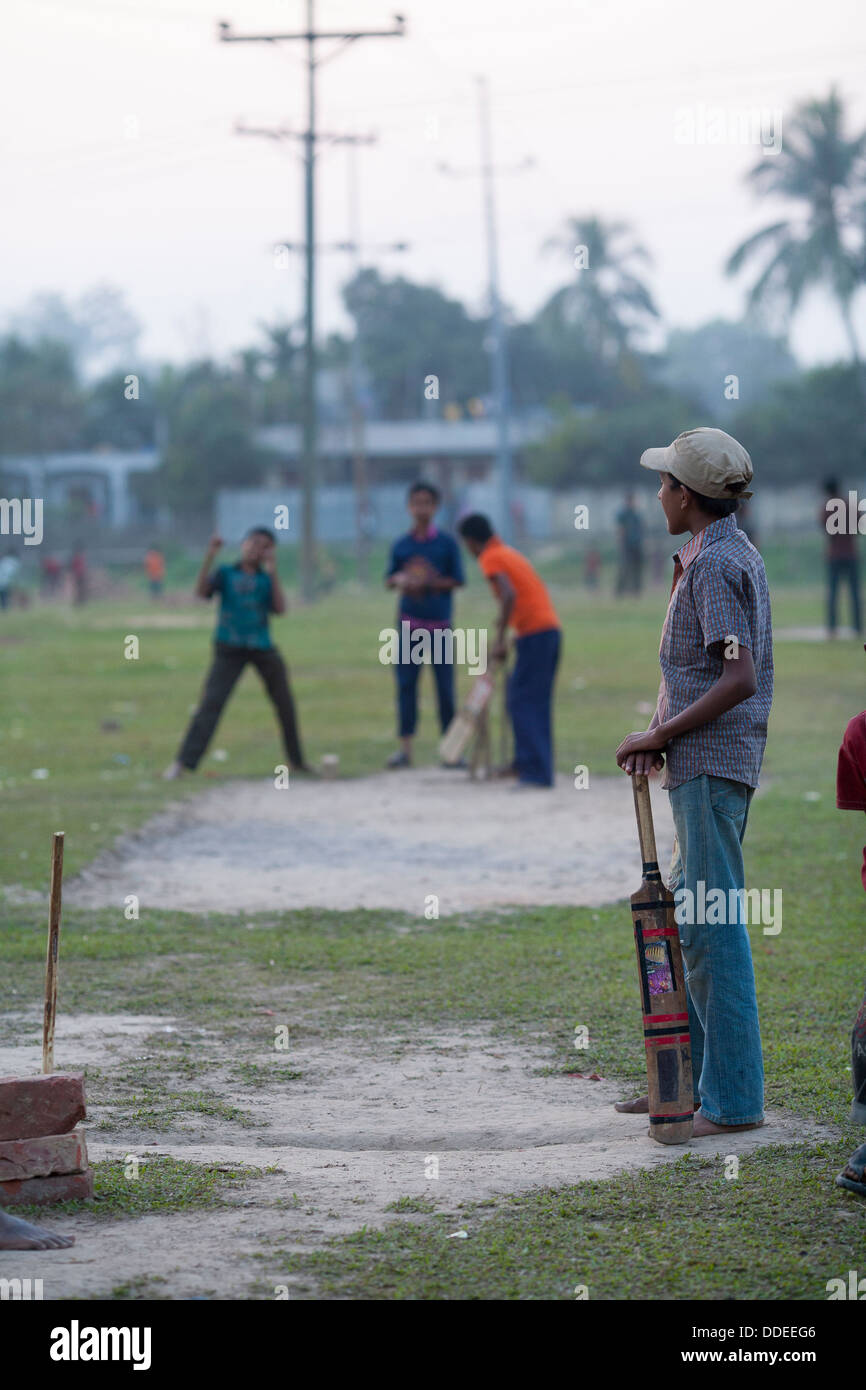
[615,428,773,1136]
[163,527,311,779]
[458,514,561,787]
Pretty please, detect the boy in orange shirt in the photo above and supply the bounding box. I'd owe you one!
[458,513,561,787]
[145,546,165,599]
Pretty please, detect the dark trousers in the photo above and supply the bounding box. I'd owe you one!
[508,627,561,786]
[853,982,866,1125]
[178,642,305,770]
[396,649,456,737]
[828,557,862,633]
[616,546,644,596]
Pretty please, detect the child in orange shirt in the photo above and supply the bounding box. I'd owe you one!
[458,514,561,787]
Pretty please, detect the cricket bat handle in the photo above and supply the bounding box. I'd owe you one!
[632,774,661,879]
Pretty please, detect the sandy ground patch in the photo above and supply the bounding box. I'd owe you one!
[774,625,859,642]
[0,1013,836,1300]
[88,613,212,630]
[67,770,676,916]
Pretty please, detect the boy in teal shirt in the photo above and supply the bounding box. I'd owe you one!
[164,528,310,778]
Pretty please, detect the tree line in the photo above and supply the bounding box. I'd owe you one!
[1,87,864,514]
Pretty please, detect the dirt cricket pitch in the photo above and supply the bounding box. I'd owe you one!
[1,772,841,1300]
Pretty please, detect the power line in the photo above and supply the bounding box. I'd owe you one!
[219,5,406,601]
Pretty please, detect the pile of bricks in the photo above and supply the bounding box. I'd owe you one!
[0,1073,92,1205]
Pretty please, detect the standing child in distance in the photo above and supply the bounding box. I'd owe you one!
[384,482,465,769]
[145,546,166,599]
[458,513,561,788]
[0,549,20,610]
[615,428,773,1137]
[820,477,862,638]
[164,527,310,779]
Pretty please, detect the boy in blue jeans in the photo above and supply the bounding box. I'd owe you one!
[384,482,464,768]
[615,428,773,1137]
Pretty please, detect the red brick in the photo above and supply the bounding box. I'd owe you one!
[0,1128,88,1182]
[0,1169,93,1206]
[0,1074,86,1141]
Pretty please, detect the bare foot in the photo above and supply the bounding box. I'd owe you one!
[162,761,186,781]
[692,1111,765,1137]
[614,1095,649,1113]
[0,1209,74,1250]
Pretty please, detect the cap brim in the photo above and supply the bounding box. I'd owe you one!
[639,446,671,473]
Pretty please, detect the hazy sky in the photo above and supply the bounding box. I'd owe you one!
[4,0,866,368]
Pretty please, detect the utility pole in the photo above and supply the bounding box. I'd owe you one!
[479,77,513,546]
[339,138,408,585]
[259,131,408,586]
[440,79,532,544]
[346,140,369,585]
[219,6,406,600]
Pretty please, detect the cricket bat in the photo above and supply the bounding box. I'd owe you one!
[43,830,64,1074]
[630,775,693,1144]
[439,668,497,766]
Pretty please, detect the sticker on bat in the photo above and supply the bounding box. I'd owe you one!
[644,939,674,997]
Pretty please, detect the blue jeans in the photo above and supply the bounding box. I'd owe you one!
[827,556,862,634]
[508,628,561,786]
[668,774,764,1125]
[395,645,456,737]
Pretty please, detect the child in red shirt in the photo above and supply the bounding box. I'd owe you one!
[835,708,866,1194]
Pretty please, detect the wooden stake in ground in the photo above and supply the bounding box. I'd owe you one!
[629,777,693,1144]
[42,831,64,1075]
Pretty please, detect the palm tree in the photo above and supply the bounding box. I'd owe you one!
[542,216,659,361]
[259,322,298,376]
[726,88,866,362]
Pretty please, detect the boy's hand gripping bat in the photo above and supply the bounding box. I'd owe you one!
[630,775,693,1144]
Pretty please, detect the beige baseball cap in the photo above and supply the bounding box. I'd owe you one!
[639,427,753,500]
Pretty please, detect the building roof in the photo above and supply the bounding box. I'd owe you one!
[256,417,550,459]
[2,449,159,476]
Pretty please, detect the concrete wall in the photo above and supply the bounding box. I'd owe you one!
[216,483,554,544]
[217,480,844,545]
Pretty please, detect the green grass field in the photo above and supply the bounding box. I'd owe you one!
[2,557,865,1299]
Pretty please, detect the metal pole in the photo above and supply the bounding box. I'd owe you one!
[301,0,317,601]
[220,13,404,599]
[478,77,513,543]
[346,143,370,585]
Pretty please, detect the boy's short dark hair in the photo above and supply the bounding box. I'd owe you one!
[246,526,276,543]
[667,474,740,518]
[458,513,494,543]
[408,480,440,503]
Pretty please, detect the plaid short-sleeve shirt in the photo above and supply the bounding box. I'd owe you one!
[659,514,773,791]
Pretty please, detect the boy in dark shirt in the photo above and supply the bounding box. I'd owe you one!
[821,477,862,637]
[835,707,866,1195]
[385,482,464,768]
[163,527,309,779]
